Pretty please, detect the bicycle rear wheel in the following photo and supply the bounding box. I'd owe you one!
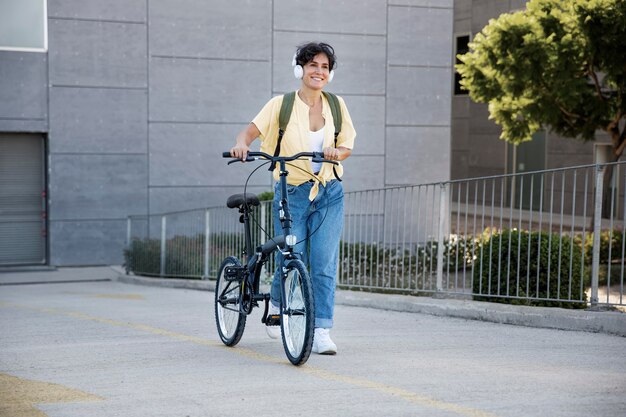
[280,259,314,365]
[215,256,246,346]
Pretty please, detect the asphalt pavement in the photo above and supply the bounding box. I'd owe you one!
[1,266,625,417]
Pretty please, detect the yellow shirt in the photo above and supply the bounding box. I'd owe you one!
[251,91,356,200]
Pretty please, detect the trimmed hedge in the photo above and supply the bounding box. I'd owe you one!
[577,229,624,266]
[338,235,479,290]
[473,230,587,308]
[124,233,243,278]
[124,239,161,276]
[339,243,418,290]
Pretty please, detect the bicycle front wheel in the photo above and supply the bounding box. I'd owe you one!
[280,259,315,366]
[214,256,246,346]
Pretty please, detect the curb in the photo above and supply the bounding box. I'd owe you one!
[117,273,215,291]
[114,269,626,337]
[336,291,626,337]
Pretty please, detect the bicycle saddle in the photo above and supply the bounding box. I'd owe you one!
[226,193,260,209]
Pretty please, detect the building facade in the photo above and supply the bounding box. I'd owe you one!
[0,0,454,266]
[451,0,613,183]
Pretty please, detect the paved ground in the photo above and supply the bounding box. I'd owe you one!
[1,267,625,417]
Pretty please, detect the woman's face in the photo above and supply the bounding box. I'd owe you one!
[301,53,331,90]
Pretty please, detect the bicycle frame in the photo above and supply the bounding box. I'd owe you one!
[222,151,337,318]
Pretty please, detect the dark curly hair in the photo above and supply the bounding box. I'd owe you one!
[295,42,337,70]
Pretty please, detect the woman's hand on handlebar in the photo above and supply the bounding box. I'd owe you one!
[322,147,340,161]
[230,143,251,161]
[323,146,351,162]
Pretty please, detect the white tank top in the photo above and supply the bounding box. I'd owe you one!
[309,127,325,173]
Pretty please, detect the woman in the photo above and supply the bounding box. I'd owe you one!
[230,42,356,355]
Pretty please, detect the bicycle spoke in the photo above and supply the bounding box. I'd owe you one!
[281,261,313,364]
[215,257,246,346]
[219,284,241,304]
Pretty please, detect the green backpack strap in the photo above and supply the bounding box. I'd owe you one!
[279,91,296,133]
[269,91,296,171]
[322,91,342,143]
[322,91,343,182]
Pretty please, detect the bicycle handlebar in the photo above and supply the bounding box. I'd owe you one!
[222,151,338,166]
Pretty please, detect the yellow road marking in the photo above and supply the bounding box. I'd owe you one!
[90,294,145,300]
[299,367,497,417]
[0,373,102,417]
[0,302,499,417]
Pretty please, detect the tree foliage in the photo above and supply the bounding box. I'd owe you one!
[457,0,626,160]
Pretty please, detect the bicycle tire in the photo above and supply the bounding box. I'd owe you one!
[280,259,315,365]
[214,256,247,346]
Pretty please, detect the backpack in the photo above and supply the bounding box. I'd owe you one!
[269,91,342,181]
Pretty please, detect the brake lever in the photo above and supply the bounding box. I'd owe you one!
[227,156,256,165]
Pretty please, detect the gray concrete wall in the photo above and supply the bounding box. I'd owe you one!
[0,51,48,132]
[1,0,454,266]
[45,2,148,265]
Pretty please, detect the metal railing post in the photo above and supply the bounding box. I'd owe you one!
[591,165,604,306]
[124,216,132,274]
[126,217,131,248]
[160,215,167,277]
[436,183,448,293]
[203,209,210,279]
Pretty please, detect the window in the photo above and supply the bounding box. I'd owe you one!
[506,130,547,210]
[0,0,47,52]
[454,34,470,95]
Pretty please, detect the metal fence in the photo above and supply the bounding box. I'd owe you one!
[126,162,626,308]
[126,201,276,283]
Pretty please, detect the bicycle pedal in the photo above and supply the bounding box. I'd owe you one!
[265,314,281,326]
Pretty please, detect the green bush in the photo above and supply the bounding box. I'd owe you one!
[338,235,484,291]
[124,232,245,278]
[572,229,624,286]
[206,233,243,275]
[577,229,624,266]
[473,230,587,308]
[124,238,161,276]
[420,234,482,271]
[164,235,204,277]
[339,242,418,289]
[257,191,274,201]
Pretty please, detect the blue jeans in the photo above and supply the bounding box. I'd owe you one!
[271,179,344,329]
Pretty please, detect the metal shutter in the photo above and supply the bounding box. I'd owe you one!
[0,133,46,265]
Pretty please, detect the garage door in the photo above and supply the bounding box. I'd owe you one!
[0,133,46,265]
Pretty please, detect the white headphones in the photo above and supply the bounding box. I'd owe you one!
[292,51,334,82]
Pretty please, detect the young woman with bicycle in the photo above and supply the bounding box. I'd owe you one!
[229,42,356,355]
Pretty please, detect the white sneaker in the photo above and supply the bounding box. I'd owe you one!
[265,302,281,340]
[312,328,337,355]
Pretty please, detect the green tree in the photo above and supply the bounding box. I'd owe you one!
[457,0,626,159]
